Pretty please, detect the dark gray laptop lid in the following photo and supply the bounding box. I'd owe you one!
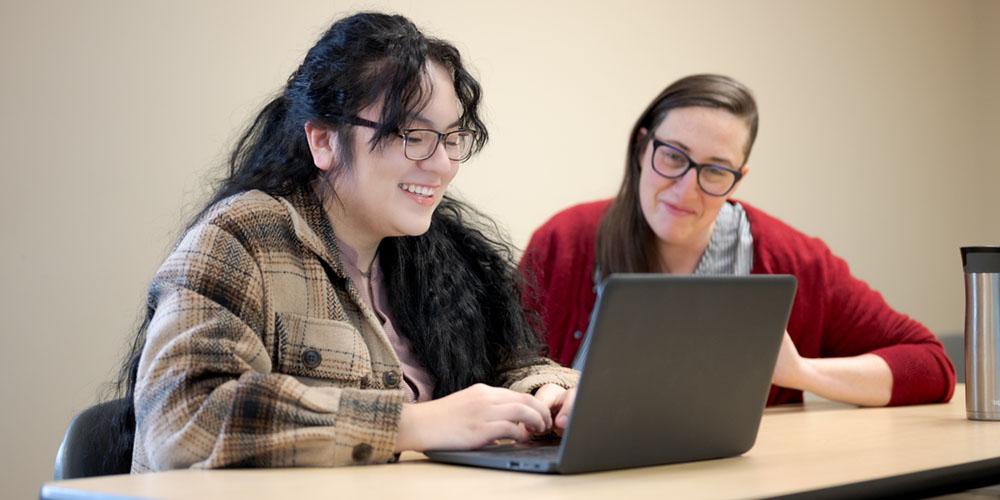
[556,274,796,473]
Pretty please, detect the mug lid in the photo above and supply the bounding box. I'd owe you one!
[962,246,1000,273]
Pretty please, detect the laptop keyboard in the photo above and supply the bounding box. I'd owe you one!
[424,437,562,472]
[479,440,560,459]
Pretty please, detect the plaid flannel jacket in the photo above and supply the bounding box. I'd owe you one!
[131,188,578,472]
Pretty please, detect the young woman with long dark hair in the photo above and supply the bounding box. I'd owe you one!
[521,74,954,408]
[116,12,577,472]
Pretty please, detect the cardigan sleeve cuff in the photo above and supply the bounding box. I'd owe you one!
[872,344,956,406]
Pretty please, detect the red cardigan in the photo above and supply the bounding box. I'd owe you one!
[520,199,955,406]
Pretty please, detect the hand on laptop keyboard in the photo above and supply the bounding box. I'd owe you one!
[532,384,578,436]
[395,383,554,452]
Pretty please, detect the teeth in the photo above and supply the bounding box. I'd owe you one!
[399,183,434,198]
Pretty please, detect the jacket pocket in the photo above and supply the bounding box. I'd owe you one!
[275,312,372,383]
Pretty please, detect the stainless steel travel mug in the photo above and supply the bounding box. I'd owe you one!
[962,246,1000,420]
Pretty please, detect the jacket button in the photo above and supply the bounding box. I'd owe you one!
[383,371,401,388]
[302,349,322,369]
[352,443,373,462]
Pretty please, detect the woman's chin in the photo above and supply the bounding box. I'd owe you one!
[650,224,693,247]
[393,218,434,238]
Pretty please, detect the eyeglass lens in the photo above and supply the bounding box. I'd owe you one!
[653,145,737,196]
[404,130,475,161]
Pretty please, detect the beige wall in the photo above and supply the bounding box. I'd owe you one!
[979,1,1000,238]
[2,0,997,497]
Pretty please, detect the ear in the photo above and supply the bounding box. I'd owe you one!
[304,121,338,172]
[633,127,650,169]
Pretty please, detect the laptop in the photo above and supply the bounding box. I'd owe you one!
[425,274,797,474]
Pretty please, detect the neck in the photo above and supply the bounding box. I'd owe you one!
[655,223,714,275]
[314,181,381,274]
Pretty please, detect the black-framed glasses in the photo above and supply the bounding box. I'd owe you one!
[650,139,743,196]
[339,115,477,162]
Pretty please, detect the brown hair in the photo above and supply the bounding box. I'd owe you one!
[596,74,759,277]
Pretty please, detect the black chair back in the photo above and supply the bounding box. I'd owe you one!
[53,398,133,479]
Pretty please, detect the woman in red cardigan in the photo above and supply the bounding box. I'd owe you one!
[521,74,954,407]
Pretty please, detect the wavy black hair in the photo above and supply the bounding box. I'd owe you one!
[110,12,540,468]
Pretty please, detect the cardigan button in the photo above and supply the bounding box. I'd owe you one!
[302,349,322,369]
[383,371,401,388]
[573,330,583,340]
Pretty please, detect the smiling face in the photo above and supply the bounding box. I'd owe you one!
[638,106,751,254]
[311,61,463,252]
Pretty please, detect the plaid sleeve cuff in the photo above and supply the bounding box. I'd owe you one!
[330,388,406,465]
[507,363,580,394]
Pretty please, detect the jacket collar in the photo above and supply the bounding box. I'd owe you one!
[280,187,348,280]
